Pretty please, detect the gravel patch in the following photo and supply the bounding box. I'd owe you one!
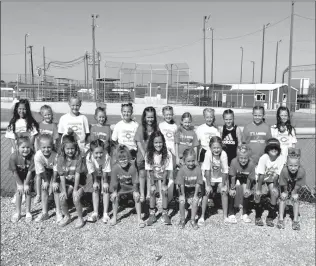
[1,197,315,266]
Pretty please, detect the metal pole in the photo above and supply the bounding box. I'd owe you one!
[43,46,46,84]
[274,40,282,83]
[203,16,206,97]
[251,61,255,84]
[260,23,270,83]
[91,14,99,101]
[28,46,34,85]
[25,34,29,84]
[287,1,294,108]
[84,52,87,89]
[240,46,243,84]
[211,28,214,85]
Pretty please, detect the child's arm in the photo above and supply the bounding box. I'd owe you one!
[136,141,146,159]
[9,139,17,152]
[175,143,180,165]
[102,172,109,193]
[13,171,24,195]
[194,184,200,198]
[236,126,243,147]
[24,170,34,195]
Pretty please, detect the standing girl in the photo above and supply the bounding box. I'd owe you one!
[34,134,62,222]
[9,136,35,223]
[34,105,59,204]
[271,106,297,161]
[112,103,139,160]
[196,108,220,164]
[88,107,111,154]
[6,99,39,204]
[57,134,86,229]
[134,106,158,201]
[145,131,173,226]
[219,109,242,166]
[243,105,272,164]
[175,112,199,166]
[110,145,145,228]
[176,148,203,229]
[200,136,230,225]
[86,139,111,223]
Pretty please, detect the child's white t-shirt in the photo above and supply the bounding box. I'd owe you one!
[5,118,38,139]
[111,120,139,151]
[271,125,297,159]
[201,150,229,183]
[256,154,286,183]
[196,124,220,151]
[58,113,90,147]
[145,150,173,180]
[158,121,178,155]
[34,150,57,175]
[86,153,111,175]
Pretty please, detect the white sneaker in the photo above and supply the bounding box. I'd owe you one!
[242,214,251,223]
[11,193,17,204]
[228,215,237,224]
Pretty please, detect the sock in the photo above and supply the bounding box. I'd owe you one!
[243,197,249,215]
[267,203,277,219]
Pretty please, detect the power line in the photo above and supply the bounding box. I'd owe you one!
[295,13,315,20]
[1,52,24,56]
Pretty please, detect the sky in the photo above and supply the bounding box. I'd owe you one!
[1,1,315,85]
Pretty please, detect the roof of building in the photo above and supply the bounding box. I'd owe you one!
[222,83,298,91]
[96,78,120,82]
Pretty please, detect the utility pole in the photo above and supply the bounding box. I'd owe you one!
[251,61,255,84]
[28,45,34,85]
[25,33,29,84]
[86,52,89,89]
[170,64,173,87]
[207,27,214,98]
[260,23,270,83]
[287,1,294,108]
[240,46,244,84]
[43,46,46,84]
[98,51,101,79]
[274,40,282,83]
[84,52,87,90]
[91,14,99,101]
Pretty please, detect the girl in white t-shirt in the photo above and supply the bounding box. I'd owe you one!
[271,106,297,161]
[196,108,220,164]
[112,103,139,160]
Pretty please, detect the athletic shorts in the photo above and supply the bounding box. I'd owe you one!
[198,148,207,163]
[200,181,222,197]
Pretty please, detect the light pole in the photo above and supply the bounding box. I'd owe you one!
[203,14,211,97]
[274,40,282,83]
[287,1,295,108]
[24,33,29,84]
[250,61,255,84]
[260,23,270,83]
[207,27,214,99]
[91,14,99,101]
[240,46,244,84]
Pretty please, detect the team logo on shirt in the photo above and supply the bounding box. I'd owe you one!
[71,126,79,131]
[118,174,132,185]
[166,131,173,138]
[126,133,132,139]
[280,137,289,143]
[222,134,236,145]
[264,166,278,181]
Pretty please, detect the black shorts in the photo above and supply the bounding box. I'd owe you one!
[200,181,221,197]
[65,173,87,187]
[184,186,201,199]
[198,148,207,163]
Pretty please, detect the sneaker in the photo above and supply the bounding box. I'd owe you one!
[189,220,199,230]
[242,214,252,223]
[56,212,63,223]
[178,219,185,229]
[11,193,17,204]
[22,194,26,204]
[292,221,300,231]
[255,218,264,226]
[228,215,237,224]
[147,214,157,226]
[87,212,98,222]
[102,213,110,224]
[266,218,274,227]
[74,218,85,229]
[198,217,205,226]
[161,213,171,225]
[277,219,285,229]
[35,213,49,222]
[34,195,41,204]
[25,212,32,223]
[11,213,21,223]
[59,216,71,227]
[224,217,230,225]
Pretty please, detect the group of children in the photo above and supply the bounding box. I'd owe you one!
[6,96,306,230]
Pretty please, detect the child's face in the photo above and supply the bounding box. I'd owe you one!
[145,111,155,126]
[223,113,234,128]
[17,103,26,118]
[252,109,264,124]
[96,111,106,125]
[121,106,133,122]
[279,110,289,125]
[184,154,195,169]
[238,155,249,166]
[42,109,53,123]
[153,136,163,152]
[211,142,222,156]
[64,143,76,158]
[18,142,31,157]
[182,117,192,130]
[204,112,215,126]
[69,99,81,116]
[92,146,104,161]
[268,148,279,158]
[40,139,52,157]
[163,110,173,123]
[287,157,300,174]
[118,154,129,168]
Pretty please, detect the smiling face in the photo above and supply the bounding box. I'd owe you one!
[42,109,53,124]
[145,111,155,126]
[118,153,129,168]
[153,136,163,153]
[92,146,104,161]
[96,111,106,126]
[64,142,76,158]
[163,110,173,124]
[268,147,279,159]
[238,155,249,166]
[40,139,53,157]
[279,110,289,126]
[252,109,264,125]
[17,103,27,119]
[18,141,31,157]
[121,106,133,122]
[211,142,222,156]
[204,111,215,126]
[184,154,196,169]
[69,98,81,116]
[223,113,234,128]
[287,157,300,174]
[182,117,192,130]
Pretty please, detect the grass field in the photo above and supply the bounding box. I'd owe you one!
[1,108,315,128]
